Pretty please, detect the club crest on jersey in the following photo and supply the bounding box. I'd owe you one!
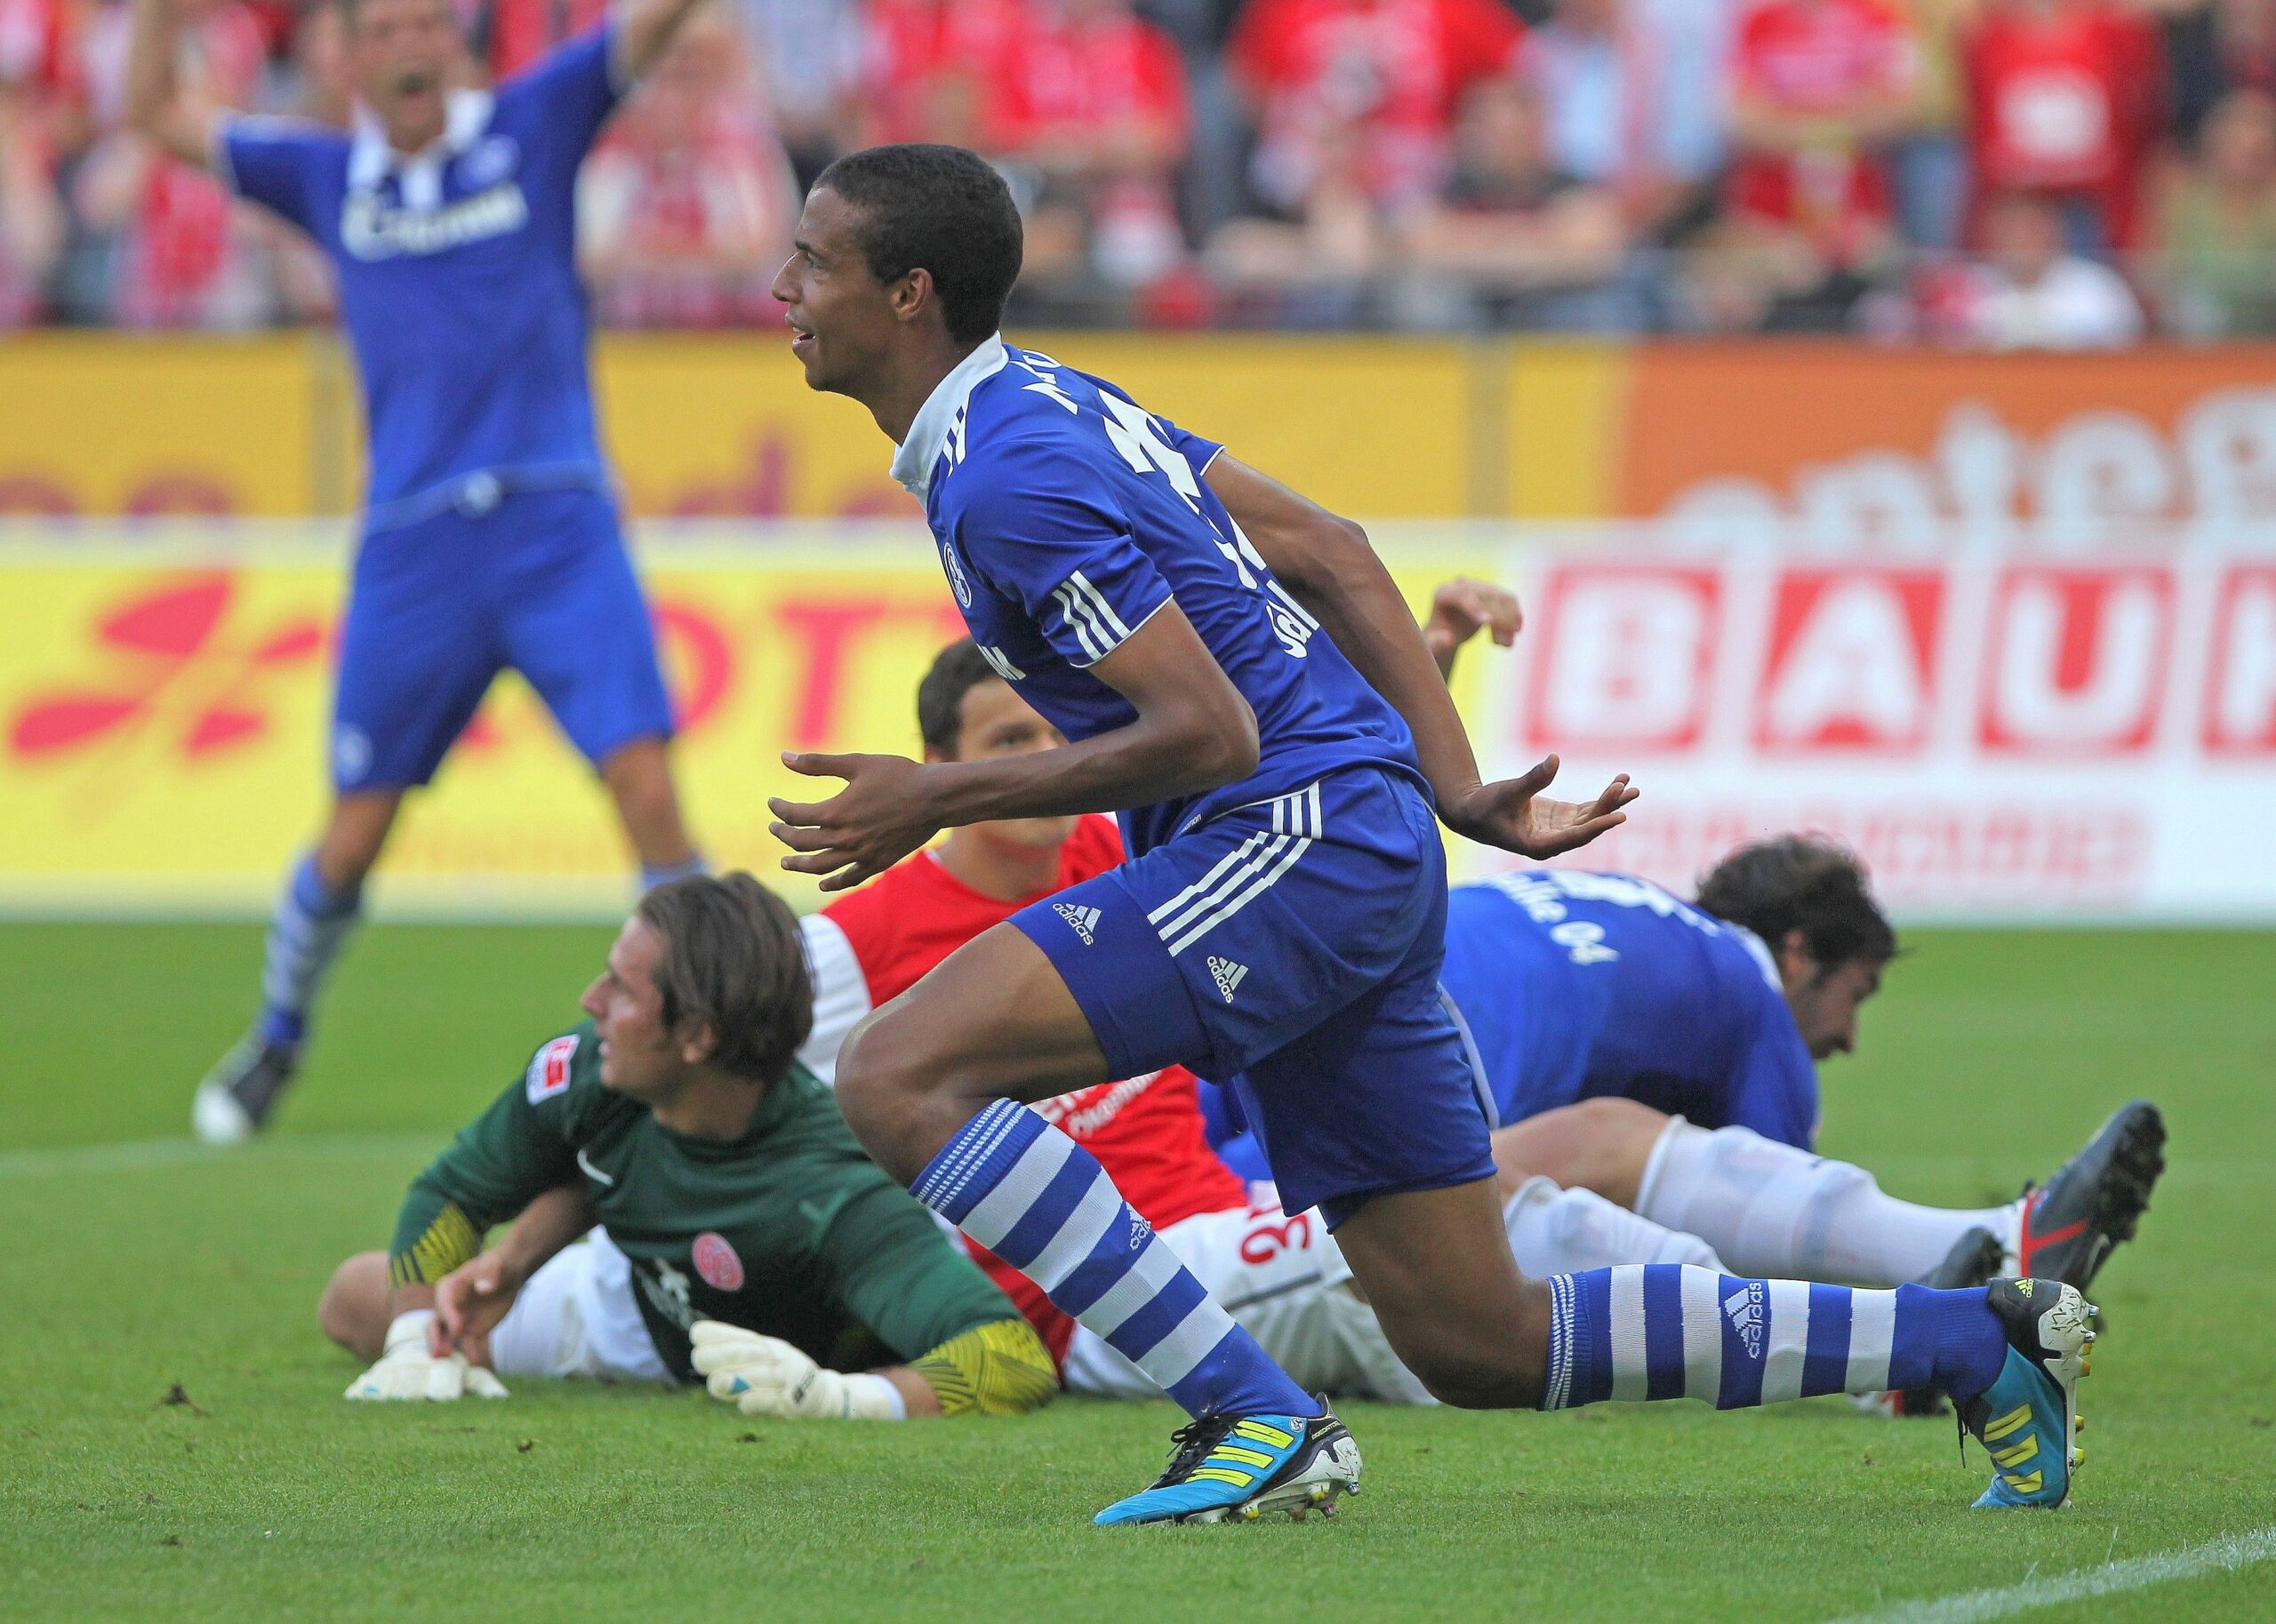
[459,132,519,188]
[1723,1281,1767,1361]
[1054,902,1101,945]
[941,540,973,608]
[692,1232,745,1292]
[525,1035,579,1103]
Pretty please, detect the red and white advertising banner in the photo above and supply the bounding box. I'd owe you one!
[1471,534,2276,921]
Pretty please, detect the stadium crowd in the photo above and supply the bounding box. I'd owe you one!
[2,0,2273,340]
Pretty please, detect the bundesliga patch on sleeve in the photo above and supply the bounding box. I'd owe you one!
[525,1035,580,1104]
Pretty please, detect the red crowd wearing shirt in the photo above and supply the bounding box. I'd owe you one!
[1727,0,1918,264]
[797,815,1246,1364]
[1228,0,1527,210]
[1959,0,2166,249]
[987,0,1188,156]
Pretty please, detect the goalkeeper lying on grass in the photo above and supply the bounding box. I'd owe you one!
[318,872,1056,1422]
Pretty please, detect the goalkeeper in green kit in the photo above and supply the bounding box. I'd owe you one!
[318,873,1056,1422]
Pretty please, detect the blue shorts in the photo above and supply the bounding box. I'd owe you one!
[1012,768,1495,1227]
[331,487,673,791]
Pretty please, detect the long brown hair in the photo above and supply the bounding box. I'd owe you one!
[636,873,813,1084]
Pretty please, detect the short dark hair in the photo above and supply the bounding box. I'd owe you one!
[917,637,1004,755]
[812,144,1022,344]
[1695,836,1897,972]
[634,873,813,1084]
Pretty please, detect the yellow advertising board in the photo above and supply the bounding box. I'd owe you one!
[0,333,331,516]
[0,527,1496,916]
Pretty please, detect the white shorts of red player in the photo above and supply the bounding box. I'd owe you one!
[1062,1177,1725,1404]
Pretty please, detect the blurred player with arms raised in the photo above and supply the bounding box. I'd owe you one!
[768,144,2109,1523]
[124,0,710,1143]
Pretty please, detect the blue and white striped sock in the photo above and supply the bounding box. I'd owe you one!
[913,1099,1318,1420]
[639,855,706,892]
[1539,1265,2008,1412]
[255,854,361,1049]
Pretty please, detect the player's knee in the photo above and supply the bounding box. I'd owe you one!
[318,1252,389,1360]
[1402,1347,1538,1411]
[833,1012,947,1161]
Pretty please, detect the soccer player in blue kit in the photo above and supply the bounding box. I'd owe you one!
[765,144,2110,1524]
[124,0,712,1144]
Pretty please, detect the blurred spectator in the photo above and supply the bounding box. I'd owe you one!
[733,0,866,185]
[2155,84,2276,332]
[1401,72,1631,325]
[1519,0,1735,234]
[0,81,66,324]
[1958,0,2167,252]
[2163,0,2276,146]
[1935,186,2145,343]
[1713,0,1921,327]
[859,0,1024,148]
[69,0,273,326]
[578,12,797,326]
[1886,0,1977,250]
[1227,0,1528,218]
[990,0,1191,298]
[477,0,609,78]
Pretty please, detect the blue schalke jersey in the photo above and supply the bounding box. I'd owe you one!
[890,338,1424,856]
[217,28,623,528]
[1439,870,1822,1149]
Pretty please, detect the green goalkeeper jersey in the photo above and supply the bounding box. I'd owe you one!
[390,1021,1020,1382]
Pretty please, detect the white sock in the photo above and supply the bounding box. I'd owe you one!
[1503,1175,1727,1276]
[1633,1119,2013,1286]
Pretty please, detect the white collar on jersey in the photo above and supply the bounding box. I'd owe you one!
[347,88,496,209]
[890,334,1009,498]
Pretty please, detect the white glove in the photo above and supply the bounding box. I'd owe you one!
[689,1320,903,1420]
[344,1309,510,1402]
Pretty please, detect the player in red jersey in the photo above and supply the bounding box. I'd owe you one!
[797,602,1719,1403]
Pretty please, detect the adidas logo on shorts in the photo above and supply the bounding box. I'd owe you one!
[1054,903,1102,946]
[1208,956,1249,1003]
[1723,1280,1766,1361]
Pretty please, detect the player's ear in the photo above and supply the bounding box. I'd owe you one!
[1775,929,1817,993]
[679,1018,719,1068]
[890,266,935,327]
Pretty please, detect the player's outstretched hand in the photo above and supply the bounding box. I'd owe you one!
[1440,754,1638,860]
[344,1309,509,1402]
[432,1251,522,1359]
[690,1321,899,1420]
[769,751,944,892]
[1424,578,1521,665]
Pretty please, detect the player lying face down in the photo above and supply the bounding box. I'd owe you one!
[317,873,1056,1421]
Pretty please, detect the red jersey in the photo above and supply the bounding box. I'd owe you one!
[798,816,1246,1363]
[1959,3,2164,248]
[989,6,1189,153]
[1727,0,1917,260]
[1229,0,1525,209]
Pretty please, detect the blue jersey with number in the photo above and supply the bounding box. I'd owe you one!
[1439,870,1822,1149]
[891,337,1423,855]
[216,28,621,528]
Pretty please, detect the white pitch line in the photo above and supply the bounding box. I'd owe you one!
[0,1132,435,1180]
[1823,1526,2276,1624]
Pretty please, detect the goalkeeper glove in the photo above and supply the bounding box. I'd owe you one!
[344,1309,510,1401]
[689,1320,904,1420]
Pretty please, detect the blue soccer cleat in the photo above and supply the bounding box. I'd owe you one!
[1960,1277,2096,1508]
[1094,1404,1361,1526]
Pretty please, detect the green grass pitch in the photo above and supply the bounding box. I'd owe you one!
[3,921,2272,1623]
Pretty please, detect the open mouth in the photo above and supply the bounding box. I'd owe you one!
[786,315,814,358]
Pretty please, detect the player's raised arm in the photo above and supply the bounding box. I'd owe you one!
[124,0,222,172]
[771,604,1257,892]
[610,0,715,85]
[1204,454,1637,860]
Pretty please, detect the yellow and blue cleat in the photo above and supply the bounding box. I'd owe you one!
[1960,1277,2096,1508]
[1094,1404,1361,1526]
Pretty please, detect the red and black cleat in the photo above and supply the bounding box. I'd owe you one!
[2011,1100,2167,1293]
